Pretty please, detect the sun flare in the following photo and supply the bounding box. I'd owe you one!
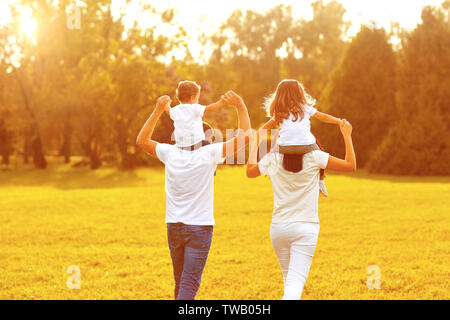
[20,9,37,38]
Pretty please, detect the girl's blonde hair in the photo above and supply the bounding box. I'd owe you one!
[264,79,316,125]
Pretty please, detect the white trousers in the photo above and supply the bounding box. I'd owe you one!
[270,222,319,300]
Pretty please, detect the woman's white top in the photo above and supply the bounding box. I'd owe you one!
[258,150,329,224]
[277,104,318,146]
[170,103,206,147]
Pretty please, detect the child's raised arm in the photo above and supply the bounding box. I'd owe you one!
[261,118,276,130]
[313,111,341,125]
[204,96,225,114]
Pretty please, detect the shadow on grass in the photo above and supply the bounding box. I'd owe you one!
[329,169,450,184]
[0,162,164,189]
[0,161,449,190]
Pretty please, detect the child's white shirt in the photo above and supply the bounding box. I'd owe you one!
[277,104,318,146]
[170,103,206,147]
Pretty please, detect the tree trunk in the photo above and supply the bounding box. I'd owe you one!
[0,126,11,165]
[0,139,11,165]
[23,132,31,164]
[1,153,10,165]
[31,132,47,169]
[118,134,135,170]
[115,117,134,170]
[60,120,71,164]
[90,137,101,170]
[120,151,136,170]
[90,152,101,169]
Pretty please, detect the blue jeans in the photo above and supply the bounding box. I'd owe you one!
[167,223,213,300]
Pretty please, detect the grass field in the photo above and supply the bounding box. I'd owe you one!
[0,162,449,300]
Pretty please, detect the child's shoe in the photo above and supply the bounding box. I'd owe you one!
[319,180,328,197]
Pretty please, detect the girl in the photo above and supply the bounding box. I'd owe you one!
[261,79,342,197]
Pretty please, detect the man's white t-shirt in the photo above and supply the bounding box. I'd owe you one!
[156,142,225,226]
[170,103,206,147]
[258,150,329,224]
[277,104,318,146]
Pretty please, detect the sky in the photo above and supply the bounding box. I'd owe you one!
[0,0,445,62]
[121,0,445,61]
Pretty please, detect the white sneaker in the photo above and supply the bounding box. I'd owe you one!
[319,180,328,197]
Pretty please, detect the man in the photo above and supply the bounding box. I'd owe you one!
[136,90,251,300]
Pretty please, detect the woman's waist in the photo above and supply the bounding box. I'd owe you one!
[271,209,319,223]
[270,220,320,235]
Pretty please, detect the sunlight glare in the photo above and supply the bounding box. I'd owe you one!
[20,8,37,38]
[0,1,13,27]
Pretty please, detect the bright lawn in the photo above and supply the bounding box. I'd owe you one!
[0,163,449,299]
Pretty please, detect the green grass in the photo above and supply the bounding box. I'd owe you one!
[0,162,449,299]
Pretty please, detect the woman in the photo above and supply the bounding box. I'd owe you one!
[246,113,356,299]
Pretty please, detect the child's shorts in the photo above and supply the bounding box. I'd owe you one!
[277,143,320,155]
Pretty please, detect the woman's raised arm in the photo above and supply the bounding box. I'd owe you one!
[246,128,264,178]
[325,119,357,172]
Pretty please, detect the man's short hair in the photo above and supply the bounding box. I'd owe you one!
[177,81,200,103]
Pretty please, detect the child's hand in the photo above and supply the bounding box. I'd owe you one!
[156,95,171,112]
[339,119,352,136]
[219,95,227,105]
[221,90,244,108]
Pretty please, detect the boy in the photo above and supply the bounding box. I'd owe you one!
[166,81,224,147]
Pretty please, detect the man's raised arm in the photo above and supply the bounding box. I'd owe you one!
[136,95,171,158]
[221,91,251,158]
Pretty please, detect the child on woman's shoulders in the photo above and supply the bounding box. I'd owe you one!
[262,79,343,197]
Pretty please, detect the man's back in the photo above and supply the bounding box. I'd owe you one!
[156,143,224,226]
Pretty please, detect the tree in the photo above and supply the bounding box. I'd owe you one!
[0,26,16,166]
[3,0,67,169]
[92,4,179,169]
[367,4,450,175]
[204,1,349,128]
[316,24,397,167]
[3,0,184,169]
[284,0,350,97]
[206,5,295,126]
[0,66,15,166]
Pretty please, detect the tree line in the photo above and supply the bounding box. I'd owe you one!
[0,0,448,175]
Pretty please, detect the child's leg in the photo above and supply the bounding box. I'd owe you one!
[314,137,328,197]
[320,169,325,180]
[315,137,326,180]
